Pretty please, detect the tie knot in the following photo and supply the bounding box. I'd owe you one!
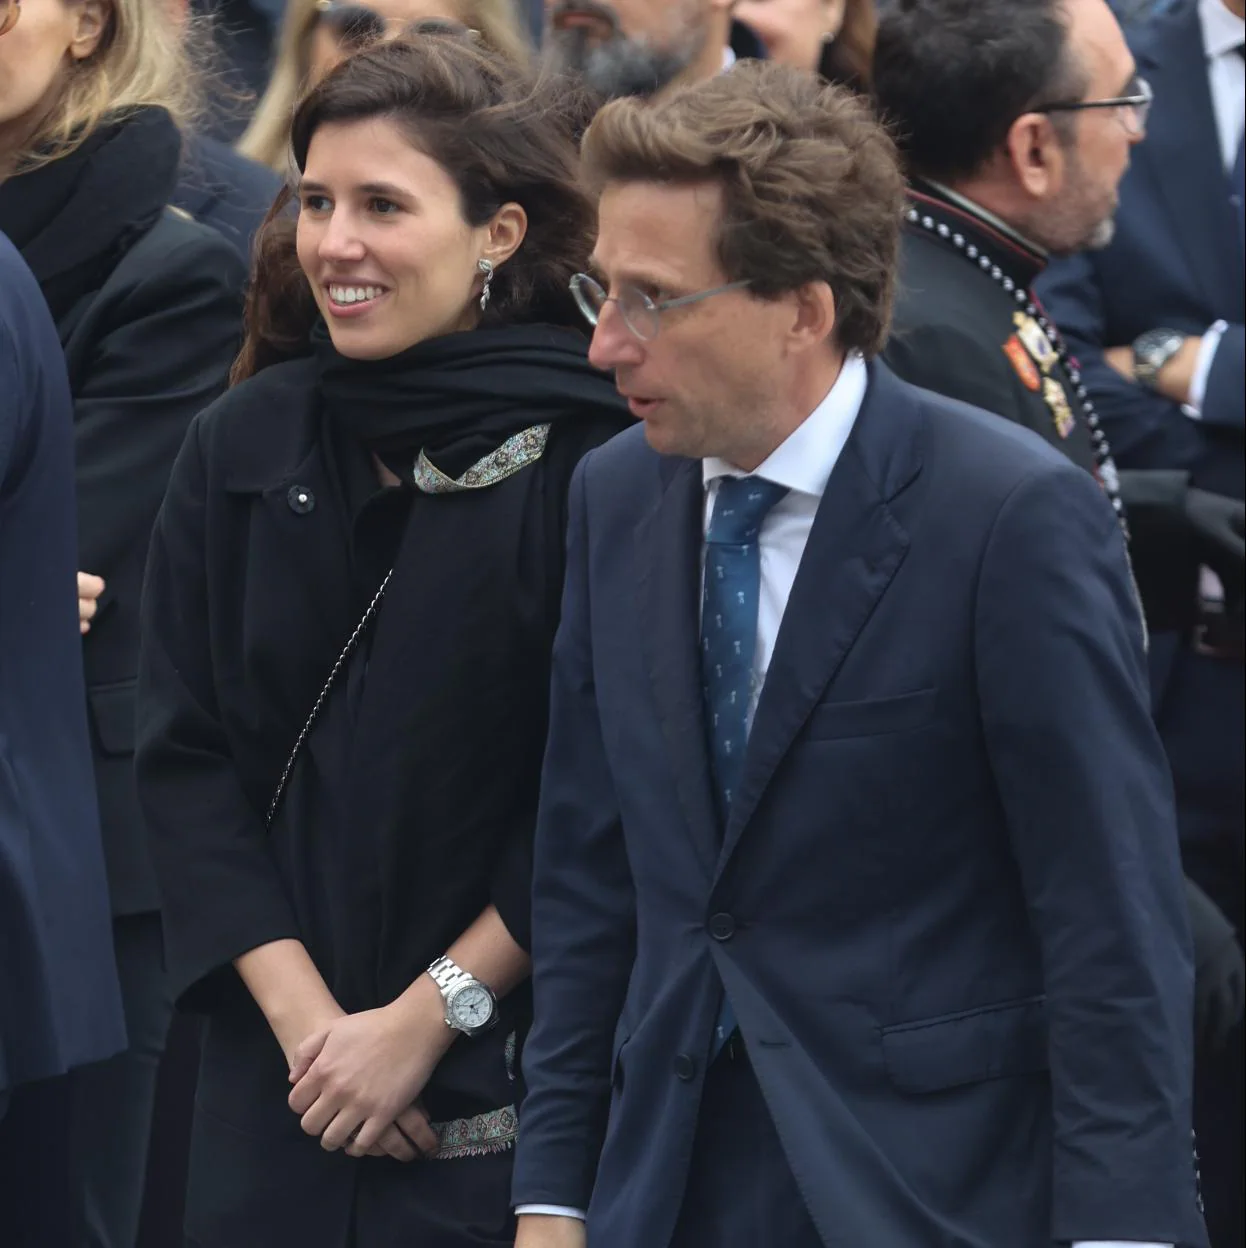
[706,476,789,546]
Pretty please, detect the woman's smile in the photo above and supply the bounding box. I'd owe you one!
[325,282,392,317]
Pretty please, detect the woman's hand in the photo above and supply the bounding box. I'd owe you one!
[78,572,105,634]
[363,1104,440,1163]
[287,977,453,1159]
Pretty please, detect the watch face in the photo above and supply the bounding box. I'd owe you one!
[1136,329,1183,371]
[448,983,494,1032]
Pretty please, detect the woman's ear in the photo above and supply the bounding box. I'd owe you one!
[482,202,528,270]
[69,0,111,62]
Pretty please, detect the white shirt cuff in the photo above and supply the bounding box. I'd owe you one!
[1183,319,1229,417]
[515,1205,587,1219]
[1072,1242,1174,1247]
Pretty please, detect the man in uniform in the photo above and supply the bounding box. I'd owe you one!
[875,0,1244,1057]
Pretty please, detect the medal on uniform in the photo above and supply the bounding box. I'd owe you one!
[1042,377,1076,439]
[1002,335,1041,391]
[1012,312,1059,374]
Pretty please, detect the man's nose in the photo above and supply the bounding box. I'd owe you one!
[588,300,644,373]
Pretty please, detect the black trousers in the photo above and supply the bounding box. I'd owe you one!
[68,912,173,1248]
[1161,648,1246,1248]
[669,1044,823,1248]
[1185,838,1245,1248]
[0,1075,74,1247]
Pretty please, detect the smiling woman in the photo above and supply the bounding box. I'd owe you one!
[134,28,630,1248]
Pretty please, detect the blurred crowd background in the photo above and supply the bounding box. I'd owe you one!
[0,1,1241,1246]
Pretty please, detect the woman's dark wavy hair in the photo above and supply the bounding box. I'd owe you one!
[233,26,597,383]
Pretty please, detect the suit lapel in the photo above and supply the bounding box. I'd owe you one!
[1137,12,1244,311]
[635,456,722,873]
[719,364,918,867]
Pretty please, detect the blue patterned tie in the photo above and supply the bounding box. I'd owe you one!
[701,475,789,1058]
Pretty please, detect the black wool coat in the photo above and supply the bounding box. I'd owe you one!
[62,208,246,915]
[135,354,630,1247]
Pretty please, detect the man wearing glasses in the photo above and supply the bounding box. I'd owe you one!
[876,0,1243,651]
[877,0,1156,523]
[1039,1,1246,1244]
[513,56,1205,1248]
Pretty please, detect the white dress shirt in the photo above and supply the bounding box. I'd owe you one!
[1185,0,1245,415]
[700,354,868,721]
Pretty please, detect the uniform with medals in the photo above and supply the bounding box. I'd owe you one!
[884,181,1194,630]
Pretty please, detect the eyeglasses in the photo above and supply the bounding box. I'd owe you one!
[1035,75,1152,138]
[314,3,477,49]
[569,273,750,342]
[0,0,20,37]
[314,1,386,47]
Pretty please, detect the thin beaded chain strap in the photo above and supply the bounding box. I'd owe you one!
[265,568,394,829]
[904,206,1130,544]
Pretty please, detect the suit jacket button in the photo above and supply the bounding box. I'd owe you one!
[673,1053,697,1082]
[708,912,735,941]
[287,485,315,515]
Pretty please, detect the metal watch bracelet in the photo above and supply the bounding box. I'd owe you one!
[427,955,476,995]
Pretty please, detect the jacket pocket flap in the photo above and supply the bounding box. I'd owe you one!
[806,688,936,740]
[881,995,1048,1094]
[89,680,137,756]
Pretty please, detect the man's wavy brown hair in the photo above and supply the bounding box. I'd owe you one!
[580,59,905,358]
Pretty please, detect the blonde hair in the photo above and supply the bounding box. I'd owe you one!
[14,0,198,170]
[237,0,531,173]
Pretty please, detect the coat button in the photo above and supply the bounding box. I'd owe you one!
[287,485,315,515]
[673,1053,697,1082]
[708,913,735,941]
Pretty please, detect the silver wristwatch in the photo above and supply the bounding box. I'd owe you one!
[427,955,498,1036]
[1131,327,1185,390]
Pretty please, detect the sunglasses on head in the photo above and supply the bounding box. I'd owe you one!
[0,0,21,38]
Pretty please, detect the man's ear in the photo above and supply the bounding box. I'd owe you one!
[785,279,837,355]
[69,0,111,62]
[1004,112,1066,202]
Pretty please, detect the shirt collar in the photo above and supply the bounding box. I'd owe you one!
[1200,0,1245,61]
[722,46,737,73]
[702,354,868,497]
[925,180,1049,260]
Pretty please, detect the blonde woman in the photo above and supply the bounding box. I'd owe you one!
[238,0,531,171]
[0,2,246,1245]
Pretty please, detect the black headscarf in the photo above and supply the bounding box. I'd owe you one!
[313,319,623,481]
[0,106,181,322]
[275,317,631,1035]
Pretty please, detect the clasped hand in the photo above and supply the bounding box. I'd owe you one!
[288,1000,451,1162]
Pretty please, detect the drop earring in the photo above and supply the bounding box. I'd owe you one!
[477,258,494,312]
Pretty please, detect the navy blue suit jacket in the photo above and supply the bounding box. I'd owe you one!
[1036,0,1244,500]
[0,233,126,1095]
[514,364,1207,1247]
[174,134,280,263]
